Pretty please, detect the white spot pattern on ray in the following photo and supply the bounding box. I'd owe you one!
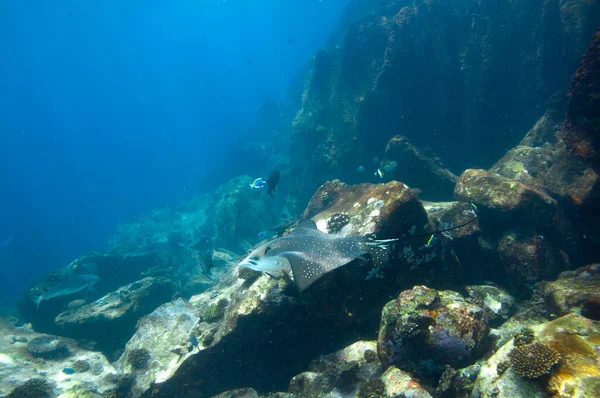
[239,220,393,292]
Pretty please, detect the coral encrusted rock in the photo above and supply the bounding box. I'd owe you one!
[27,336,70,360]
[471,314,600,397]
[377,286,489,380]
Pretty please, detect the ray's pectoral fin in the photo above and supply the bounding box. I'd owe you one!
[284,252,328,292]
[283,251,359,292]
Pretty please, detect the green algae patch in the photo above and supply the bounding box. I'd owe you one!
[202,299,229,323]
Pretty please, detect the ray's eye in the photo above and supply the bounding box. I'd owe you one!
[264,247,271,255]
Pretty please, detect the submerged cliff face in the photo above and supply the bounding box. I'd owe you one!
[289,0,600,212]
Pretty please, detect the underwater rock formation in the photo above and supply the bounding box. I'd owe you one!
[377,286,489,381]
[419,201,483,285]
[471,314,600,397]
[18,251,167,331]
[0,315,119,397]
[289,0,600,212]
[465,285,515,328]
[54,277,177,356]
[287,340,431,398]
[116,299,199,396]
[454,169,557,230]
[301,179,429,239]
[119,180,459,397]
[543,264,600,319]
[287,341,384,397]
[490,29,600,267]
[380,135,458,201]
[497,231,567,291]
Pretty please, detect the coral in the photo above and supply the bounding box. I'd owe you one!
[7,378,53,398]
[327,212,350,233]
[202,299,228,323]
[508,343,560,379]
[27,336,70,359]
[363,349,378,363]
[513,328,535,346]
[496,360,510,376]
[356,378,385,398]
[73,359,91,372]
[127,348,151,370]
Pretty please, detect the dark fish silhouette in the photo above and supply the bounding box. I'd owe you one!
[266,170,280,199]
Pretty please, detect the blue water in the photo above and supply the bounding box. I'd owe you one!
[0,0,349,307]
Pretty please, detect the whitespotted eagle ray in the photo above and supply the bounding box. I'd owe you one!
[238,220,396,291]
[239,204,479,292]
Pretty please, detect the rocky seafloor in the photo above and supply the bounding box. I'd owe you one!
[3,2,600,398]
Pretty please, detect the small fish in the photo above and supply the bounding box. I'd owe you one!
[383,161,398,172]
[32,274,99,311]
[266,170,280,199]
[189,333,200,349]
[249,177,267,189]
[257,230,269,241]
[470,202,479,216]
[375,169,384,178]
[425,234,436,248]
[63,367,75,375]
[356,165,365,173]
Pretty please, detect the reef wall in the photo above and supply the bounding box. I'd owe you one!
[289,0,600,212]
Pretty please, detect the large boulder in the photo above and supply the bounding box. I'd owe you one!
[541,29,600,216]
[377,286,489,381]
[300,179,429,239]
[543,264,600,319]
[288,341,384,397]
[55,277,177,356]
[454,169,557,229]
[287,340,431,398]
[497,231,567,291]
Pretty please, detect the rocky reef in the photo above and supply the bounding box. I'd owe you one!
[3,2,600,398]
[0,314,121,397]
[288,0,600,212]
